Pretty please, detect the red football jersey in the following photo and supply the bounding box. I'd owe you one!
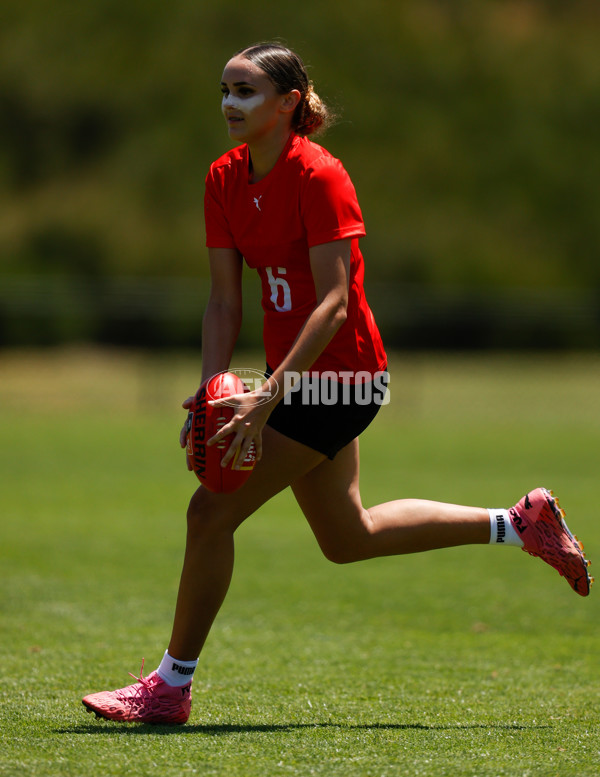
[204,133,387,380]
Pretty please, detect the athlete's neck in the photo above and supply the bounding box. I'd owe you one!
[248,131,294,183]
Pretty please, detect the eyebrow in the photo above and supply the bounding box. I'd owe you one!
[220,81,256,87]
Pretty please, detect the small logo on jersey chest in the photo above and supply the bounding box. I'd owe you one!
[253,195,263,211]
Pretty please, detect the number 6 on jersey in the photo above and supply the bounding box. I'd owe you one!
[266,267,292,312]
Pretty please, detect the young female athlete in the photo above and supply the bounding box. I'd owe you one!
[82,43,592,724]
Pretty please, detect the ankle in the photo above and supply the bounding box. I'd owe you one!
[156,650,198,687]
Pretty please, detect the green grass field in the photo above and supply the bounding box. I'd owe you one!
[1,349,599,777]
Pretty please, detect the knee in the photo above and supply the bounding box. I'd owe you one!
[318,536,366,565]
[186,487,232,539]
[310,510,373,565]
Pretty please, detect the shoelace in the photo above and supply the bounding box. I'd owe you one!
[111,659,158,704]
[128,658,151,687]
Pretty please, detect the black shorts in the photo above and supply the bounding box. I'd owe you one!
[265,366,389,460]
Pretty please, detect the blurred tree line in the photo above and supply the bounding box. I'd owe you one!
[1,0,599,348]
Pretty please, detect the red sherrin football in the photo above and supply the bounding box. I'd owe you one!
[186,372,257,493]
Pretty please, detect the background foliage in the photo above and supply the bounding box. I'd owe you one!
[1,0,599,347]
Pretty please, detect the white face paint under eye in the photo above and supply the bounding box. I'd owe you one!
[222,92,266,114]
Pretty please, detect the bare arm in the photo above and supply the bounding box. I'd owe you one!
[199,247,244,384]
[179,247,243,456]
[211,239,352,467]
[265,239,350,402]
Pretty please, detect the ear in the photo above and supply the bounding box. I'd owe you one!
[280,89,301,115]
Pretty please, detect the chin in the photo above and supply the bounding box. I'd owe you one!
[227,127,248,142]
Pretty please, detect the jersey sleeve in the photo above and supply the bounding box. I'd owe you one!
[204,165,237,249]
[300,158,366,248]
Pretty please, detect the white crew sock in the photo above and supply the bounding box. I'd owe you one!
[488,508,524,547]
[156,650,198,687]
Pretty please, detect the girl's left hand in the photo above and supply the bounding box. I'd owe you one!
[207,390,272,469]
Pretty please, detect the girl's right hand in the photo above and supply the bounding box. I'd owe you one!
[180,395,195,470]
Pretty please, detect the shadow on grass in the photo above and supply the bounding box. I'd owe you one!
[59,721,550,736]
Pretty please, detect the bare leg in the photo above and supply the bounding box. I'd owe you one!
[169,434,492,660]
[167,494,237,661]
[168,426,325,660]
[292,438,489,564]
[357,498,489,556]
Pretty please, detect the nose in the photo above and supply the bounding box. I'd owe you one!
[222,93,241,110]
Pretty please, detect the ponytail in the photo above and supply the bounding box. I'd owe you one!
[294,81,333,137]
